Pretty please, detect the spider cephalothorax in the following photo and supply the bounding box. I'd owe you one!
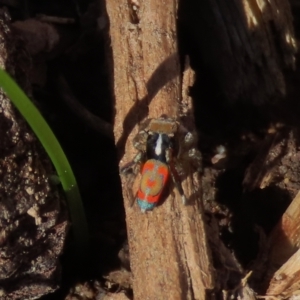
[121,117,201,212]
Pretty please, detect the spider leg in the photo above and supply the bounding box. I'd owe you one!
[179,129,203,173]
[166,149,187,205]
[120,151,145,207]
[183,131,197,149]
[120,151,144,174]
[187,148,203,173]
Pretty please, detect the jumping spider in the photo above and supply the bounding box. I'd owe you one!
[120,116,201,212]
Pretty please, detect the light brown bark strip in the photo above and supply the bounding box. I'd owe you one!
[269,191,300,265]
[260,191,300,292]
[266,248,300,297]
[106,0,214,299]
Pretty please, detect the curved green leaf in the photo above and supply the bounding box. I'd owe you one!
[0,68,89,254]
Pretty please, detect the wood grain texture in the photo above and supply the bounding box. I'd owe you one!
[261,191,300,296]
[106,0,214,299]
[267,247,300,297]
[180,0,297,104]
[269,191,300,265]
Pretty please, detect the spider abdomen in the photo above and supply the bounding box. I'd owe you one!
[137,159,169,212]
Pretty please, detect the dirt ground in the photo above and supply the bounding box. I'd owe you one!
[2,0,300,299]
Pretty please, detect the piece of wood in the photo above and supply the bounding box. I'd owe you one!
[257,190,300,293]
[269,191,300,265]
[243,131,282,192]
[106,0,214,299]
[266,248,300,297]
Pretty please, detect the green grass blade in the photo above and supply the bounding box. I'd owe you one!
[0,68,89,254]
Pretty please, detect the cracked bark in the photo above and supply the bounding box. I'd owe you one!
[106,1,214,299]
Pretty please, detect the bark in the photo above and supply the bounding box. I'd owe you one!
[266,247,300,298]
[106,0,214,299]
[269,191,300,269]
[263,191,300,298]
